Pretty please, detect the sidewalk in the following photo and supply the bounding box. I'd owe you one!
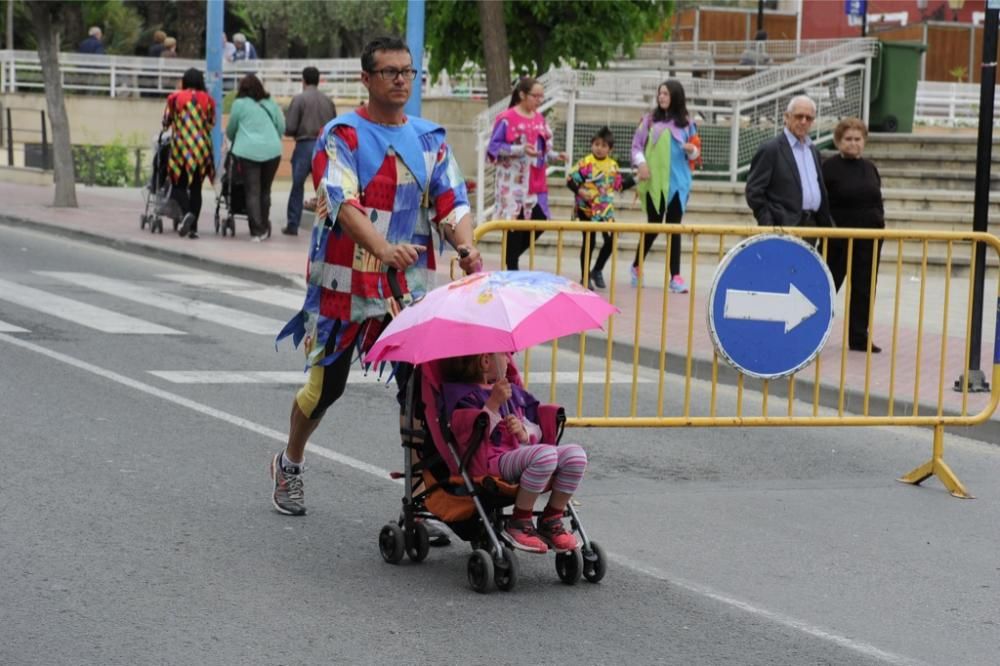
[1,181,997,432]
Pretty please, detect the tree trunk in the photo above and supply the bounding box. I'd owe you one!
[61,1,84,52]
[478,0,511,106]
[29,3,77,207]
[6,0,15,51]
[175,0,204,59]
[264,12,290,58]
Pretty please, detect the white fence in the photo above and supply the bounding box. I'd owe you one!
[0,50,485,101]
[914,80,1000,127]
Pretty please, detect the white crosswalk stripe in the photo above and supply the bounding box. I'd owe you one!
[0,278,184,334]
[39,272,286,336]
[0,319,29,333]
[157,273,303,310]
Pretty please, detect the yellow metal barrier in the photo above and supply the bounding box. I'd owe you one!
[474,220,1000,499]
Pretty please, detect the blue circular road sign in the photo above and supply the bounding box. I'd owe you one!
[707,234,835,379]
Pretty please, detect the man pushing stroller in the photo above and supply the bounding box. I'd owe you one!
[272,36,480,518]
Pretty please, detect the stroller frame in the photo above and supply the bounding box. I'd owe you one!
[139,129,180,234]
[376,271,607,592]
[213,149,243,237]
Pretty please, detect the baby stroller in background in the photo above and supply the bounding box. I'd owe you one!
[213,147,245,237]
[376,273,608,593]
[140,129,180,234]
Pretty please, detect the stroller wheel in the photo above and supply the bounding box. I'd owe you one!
[140,214,147,230]
[378,523,405,564]
[226,215,236,237]
[153,218,164,234]
[582,540,607,583]
[467,549,494,594]
[493,546,519,592]
[555,548,583,585]
[405,522,430,563]
[214,211,221,234]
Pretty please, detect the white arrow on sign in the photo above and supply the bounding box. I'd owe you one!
[723,284,818,334]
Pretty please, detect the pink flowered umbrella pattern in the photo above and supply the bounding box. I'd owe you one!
[364,270,620,365]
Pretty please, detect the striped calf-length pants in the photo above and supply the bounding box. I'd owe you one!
[498,443,588,495]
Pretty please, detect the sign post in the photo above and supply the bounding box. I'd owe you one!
[708,235,835,379]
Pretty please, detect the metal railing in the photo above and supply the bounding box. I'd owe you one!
[0,49,484,100]
[1,105,49,169]
[474,220,1000,499]
[914,79,1000,127]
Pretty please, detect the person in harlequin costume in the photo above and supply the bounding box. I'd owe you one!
[271,36,481,518]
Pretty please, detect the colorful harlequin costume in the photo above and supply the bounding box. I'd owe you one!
[276,107,470,368]
[566,154,626,222]
[163,89,215,184]
[487,107,554,220]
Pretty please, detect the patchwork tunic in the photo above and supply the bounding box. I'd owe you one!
[276,108,470,368]
[163,89,215,184]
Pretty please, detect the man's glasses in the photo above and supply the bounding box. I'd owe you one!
[791,113,815,122]
[369,67,418,81]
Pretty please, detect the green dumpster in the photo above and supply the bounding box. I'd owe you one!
[868,41,927,133]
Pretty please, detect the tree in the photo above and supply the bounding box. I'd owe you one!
[175,0,204,59]
[477,0,511,106]
[423,0,672,104]
[235,0,400,59]
[27,1,77,208]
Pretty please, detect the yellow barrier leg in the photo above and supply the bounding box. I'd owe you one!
[898,424,974,499]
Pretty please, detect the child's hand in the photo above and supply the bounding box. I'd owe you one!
[636,163,651,182]
[485,377,512,412]
[504,414,529,443]
[524,144,540,158]
[682,142,697,157]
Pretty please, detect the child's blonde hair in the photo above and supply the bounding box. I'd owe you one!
[439,354,484,383]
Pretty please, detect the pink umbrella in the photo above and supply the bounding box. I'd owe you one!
[365,270,619,365]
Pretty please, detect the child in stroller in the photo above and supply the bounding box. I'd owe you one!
[440,352,585,554]
[378,349,606,593]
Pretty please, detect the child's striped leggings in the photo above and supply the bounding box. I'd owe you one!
[498,444,588,495]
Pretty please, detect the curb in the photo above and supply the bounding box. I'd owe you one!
[6,211,997,446]
[0,213,305,290]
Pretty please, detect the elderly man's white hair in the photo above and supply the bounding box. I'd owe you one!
[88,26,102,37]
[785,95,817,114]
[233,32,246,43]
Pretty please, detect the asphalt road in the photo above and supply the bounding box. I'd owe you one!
[2,225,998,665]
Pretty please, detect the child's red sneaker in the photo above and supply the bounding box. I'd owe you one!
[536,516,578,552]
[504,518,548,553]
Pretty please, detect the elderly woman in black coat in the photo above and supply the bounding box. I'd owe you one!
[822,117,884,353]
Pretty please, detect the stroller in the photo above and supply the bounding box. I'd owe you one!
[140,130,180,234]
[376,274,607,593]
[213,148,246,237]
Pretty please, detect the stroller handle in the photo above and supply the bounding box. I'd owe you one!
[386,247,469,307]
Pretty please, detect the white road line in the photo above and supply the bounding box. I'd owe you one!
[0,319,29,333]
[610,552,928,666]
[148,369,651,385]
[0,278,184,334]
[39,272,286,336]
[0,332,394,483]
[157,273,304,310]
[1,330,928,665]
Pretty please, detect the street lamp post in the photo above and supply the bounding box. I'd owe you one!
[954,3,998,393]
[205,0,224,170]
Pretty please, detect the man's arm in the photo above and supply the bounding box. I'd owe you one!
[336,203,423,271]
[284,97,301,138]
[745,142,775,226]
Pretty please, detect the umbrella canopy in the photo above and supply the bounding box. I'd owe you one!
[365,270,619,365]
